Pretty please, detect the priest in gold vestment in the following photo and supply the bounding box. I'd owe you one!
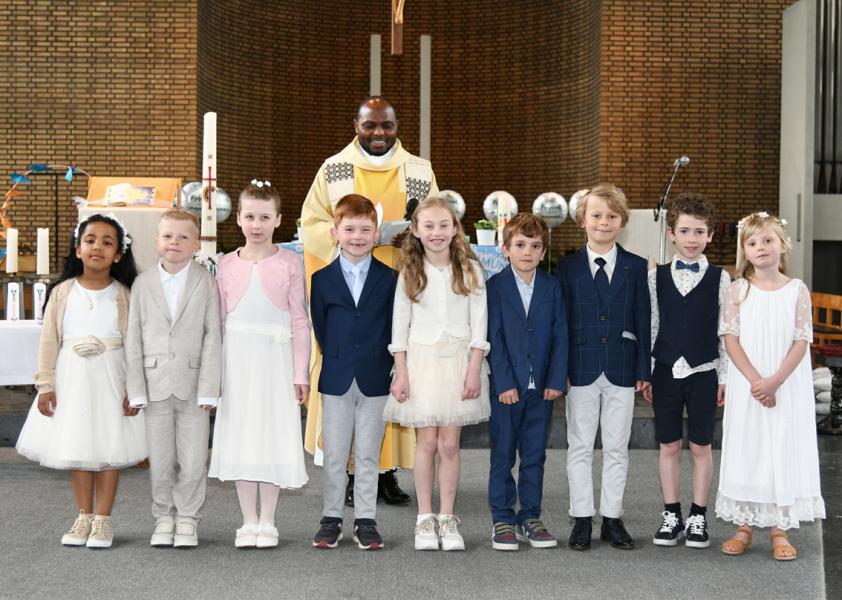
[300,97,438,505]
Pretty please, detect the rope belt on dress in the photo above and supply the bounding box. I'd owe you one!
[225,320,292,344]
[63,335,123,358]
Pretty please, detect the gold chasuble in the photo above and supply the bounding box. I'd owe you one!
[300,137,438,469]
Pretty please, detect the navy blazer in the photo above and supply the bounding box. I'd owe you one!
[555,244,651,387]
[310,256,397,397]
[487,266,568,397]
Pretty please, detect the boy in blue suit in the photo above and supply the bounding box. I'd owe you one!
[555,183,651,551]
[309,194,398,551]
[487,213,567,551]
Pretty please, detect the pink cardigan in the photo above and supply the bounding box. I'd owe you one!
[217,248,311,385]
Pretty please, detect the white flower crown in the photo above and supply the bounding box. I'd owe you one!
[250,179,271,188]
[74,212,133,253]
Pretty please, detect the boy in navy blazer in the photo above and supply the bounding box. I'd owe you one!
[555,183,651,551]
[309,194,398,551]
[487,214,567,551]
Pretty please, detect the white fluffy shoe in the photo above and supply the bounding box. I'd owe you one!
[61,510,93,546]
[414,515,439,550]
[256,523,279,548]
[437,514,465,551]
[150,516,175,547]
[86,515,113,549]
[235,524,259,548]
[173,518,198,548]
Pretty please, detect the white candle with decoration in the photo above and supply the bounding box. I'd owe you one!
[200,112,218,259]
[36,228,50,275]
[5,228,18,273]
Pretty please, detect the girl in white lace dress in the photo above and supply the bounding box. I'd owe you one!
[716,212,825,561]
[384,196,490,551]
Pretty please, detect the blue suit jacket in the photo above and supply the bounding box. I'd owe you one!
[310,256,397,397]
[487,266,568,397]
[555,244,651,387]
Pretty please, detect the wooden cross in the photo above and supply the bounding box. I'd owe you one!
[391,0,405,55]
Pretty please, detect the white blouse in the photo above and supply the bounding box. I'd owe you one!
[389,260,489,354]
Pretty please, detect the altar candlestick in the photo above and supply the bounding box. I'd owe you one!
[200,112,218,259]
[5,228,18,273]
[36,228,50,275]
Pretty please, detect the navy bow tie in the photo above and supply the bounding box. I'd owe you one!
[676,260,700,272]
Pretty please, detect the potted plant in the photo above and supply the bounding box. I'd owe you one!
[296,217,303,242]
[474,219,497,245]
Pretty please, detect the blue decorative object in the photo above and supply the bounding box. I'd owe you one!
[10,173,32,185]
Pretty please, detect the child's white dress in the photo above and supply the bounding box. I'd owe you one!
[715,278,825,529]
[16,281,147,470]
[208,265,308,488]
[383,260,491,427]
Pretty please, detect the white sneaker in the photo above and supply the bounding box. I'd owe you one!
[437,514,465,551]
[414,515,439,550]
[61,510,92,546]
[235,524,259,548]
[256,523,279,548]
[86,515,113,549]
[150,516,175,547]
[173,517,198,548]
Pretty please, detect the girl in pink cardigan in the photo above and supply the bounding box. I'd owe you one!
[208,181,311,549]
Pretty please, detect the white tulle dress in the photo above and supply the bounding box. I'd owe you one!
[16,281,147,470]
[715,278,825,530]
[208,265,308,488]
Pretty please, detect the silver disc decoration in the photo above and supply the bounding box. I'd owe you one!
[532,193,568,228]
[567,189,589,223]
[182,181,232,223]
[440,190,466,220]
[482,191,518,222]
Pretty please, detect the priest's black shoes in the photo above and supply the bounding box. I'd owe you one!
[378,470,411,505]
[568,517,592,550]
[600,517,635,549]
[344,474,354,507]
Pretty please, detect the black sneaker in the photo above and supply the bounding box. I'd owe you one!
[684,514,711,548]
[353,519,383,550]
[313,517,343,549]
[652,510,684,546]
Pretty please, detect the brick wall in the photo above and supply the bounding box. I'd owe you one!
[197,0,602,251]
[600,0,797,264]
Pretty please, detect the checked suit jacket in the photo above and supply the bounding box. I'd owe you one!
[555,244,651,388]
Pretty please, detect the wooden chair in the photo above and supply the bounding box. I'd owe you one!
[811,292,842,364]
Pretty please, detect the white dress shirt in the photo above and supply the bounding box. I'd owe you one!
[586,244,618,283]
[158,260,190,320]
[647,254,730,383]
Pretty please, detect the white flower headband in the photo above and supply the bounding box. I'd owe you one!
[250,179,271,188]
[737,211,790,242]
[74,212,133,253]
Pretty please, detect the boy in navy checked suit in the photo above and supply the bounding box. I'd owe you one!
[486,214,567,551]
[309,194,398,550]
[555,183,651,551]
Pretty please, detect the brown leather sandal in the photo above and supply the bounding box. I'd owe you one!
[771,532,797,561]
[720,526,753,555]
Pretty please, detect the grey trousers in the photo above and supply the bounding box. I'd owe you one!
[322,379,388,520]
[145,395,210,521]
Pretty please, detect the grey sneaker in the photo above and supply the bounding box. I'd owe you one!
[437,514,465,551]
[86,515,113,548]
[414,515,439,550]
[61,510,92,546]
[515,519,558,548]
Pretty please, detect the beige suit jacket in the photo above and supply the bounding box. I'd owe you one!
[125,260,221,406]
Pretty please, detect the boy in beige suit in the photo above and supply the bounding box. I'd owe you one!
[126,209,221,548]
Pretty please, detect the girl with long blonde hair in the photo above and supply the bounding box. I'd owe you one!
[383,196,490,551]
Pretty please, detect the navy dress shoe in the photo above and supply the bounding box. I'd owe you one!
[568,517,592,550]
[600,517,635,549]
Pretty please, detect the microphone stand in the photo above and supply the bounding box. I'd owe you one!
[653,159,685,265]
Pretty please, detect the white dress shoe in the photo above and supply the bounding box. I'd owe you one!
[235,524,259,548]
[150,517,175,547]
[256,523,279,548]
[173,518,198,548]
